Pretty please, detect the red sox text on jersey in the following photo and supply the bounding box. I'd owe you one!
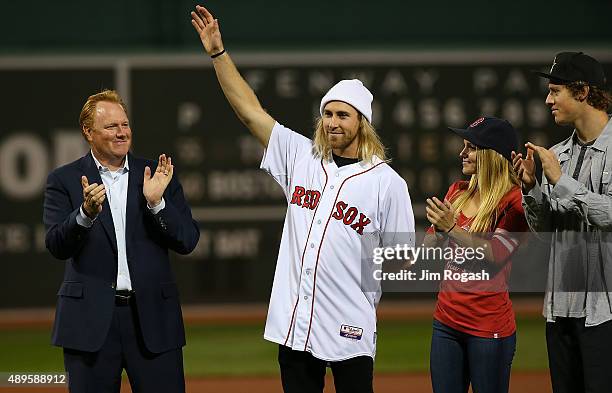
[290,186,372,235]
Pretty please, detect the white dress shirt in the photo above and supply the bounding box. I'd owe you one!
[76,152,165,290]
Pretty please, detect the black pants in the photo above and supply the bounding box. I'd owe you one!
[546,317,612,393]
[64,298,185,393]
[278,344,374,393]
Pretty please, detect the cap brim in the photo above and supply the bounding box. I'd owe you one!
[531,70,572,84]
[449,127,517,162]
[532,70,553,79]
[448,127,481,148]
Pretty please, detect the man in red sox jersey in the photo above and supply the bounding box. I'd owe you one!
[192,6,415,393]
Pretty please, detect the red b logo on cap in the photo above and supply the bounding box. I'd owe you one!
[469,117,485,128]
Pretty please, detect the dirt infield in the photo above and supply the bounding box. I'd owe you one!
[0,298,543,329]
[0,299,549,392]
[180,373,552,393]
[0,372,552,393]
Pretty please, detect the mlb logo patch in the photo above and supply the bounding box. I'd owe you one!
[339,324,363,340]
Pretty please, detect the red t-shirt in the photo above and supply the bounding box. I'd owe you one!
[429,181,528,338]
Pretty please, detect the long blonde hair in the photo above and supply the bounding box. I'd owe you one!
[450,148,519,233]
[312,115,387,162]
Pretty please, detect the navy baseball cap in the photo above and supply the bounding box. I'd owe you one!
[534,52,606,88]
[449,117,518,162]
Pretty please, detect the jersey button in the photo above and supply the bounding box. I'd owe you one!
[303,296,309,300]
[336,173,340,177]
[317,220,321,224]
[310,243,315,248]
[330,185,335,190]
[306,268,312,275]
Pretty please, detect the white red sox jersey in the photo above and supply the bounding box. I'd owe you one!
[261,122,415,361]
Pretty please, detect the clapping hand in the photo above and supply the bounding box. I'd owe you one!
[511,146,537,191]
[426,197,456,232]
[81,176,106,219]
[143,154,173,208]
[526,143,561,186]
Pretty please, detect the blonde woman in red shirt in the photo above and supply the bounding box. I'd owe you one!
[425,117,528,393]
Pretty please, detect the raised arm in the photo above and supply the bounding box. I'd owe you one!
[191,5,275,147]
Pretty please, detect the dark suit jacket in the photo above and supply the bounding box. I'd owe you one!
[43,152,200,353]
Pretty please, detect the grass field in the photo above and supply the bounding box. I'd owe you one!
[0,317,548,376]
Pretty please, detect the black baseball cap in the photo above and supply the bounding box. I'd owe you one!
[449,117,518,162]
[534,52,606,88]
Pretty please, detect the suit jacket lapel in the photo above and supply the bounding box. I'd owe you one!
[125,153,142,253]
[80,152,118,254]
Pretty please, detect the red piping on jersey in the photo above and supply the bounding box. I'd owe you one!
[303,161,385,351]
[283,159,328,346]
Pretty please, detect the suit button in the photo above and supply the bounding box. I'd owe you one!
[111,283,116,289]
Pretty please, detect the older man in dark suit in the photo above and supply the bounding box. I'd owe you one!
[43,89,200,393]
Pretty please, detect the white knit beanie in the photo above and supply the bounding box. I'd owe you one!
[319,79,373,123]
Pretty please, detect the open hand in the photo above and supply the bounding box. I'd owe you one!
[511,145,537,191]
[143,154,173,207]
[191,5,224,56]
